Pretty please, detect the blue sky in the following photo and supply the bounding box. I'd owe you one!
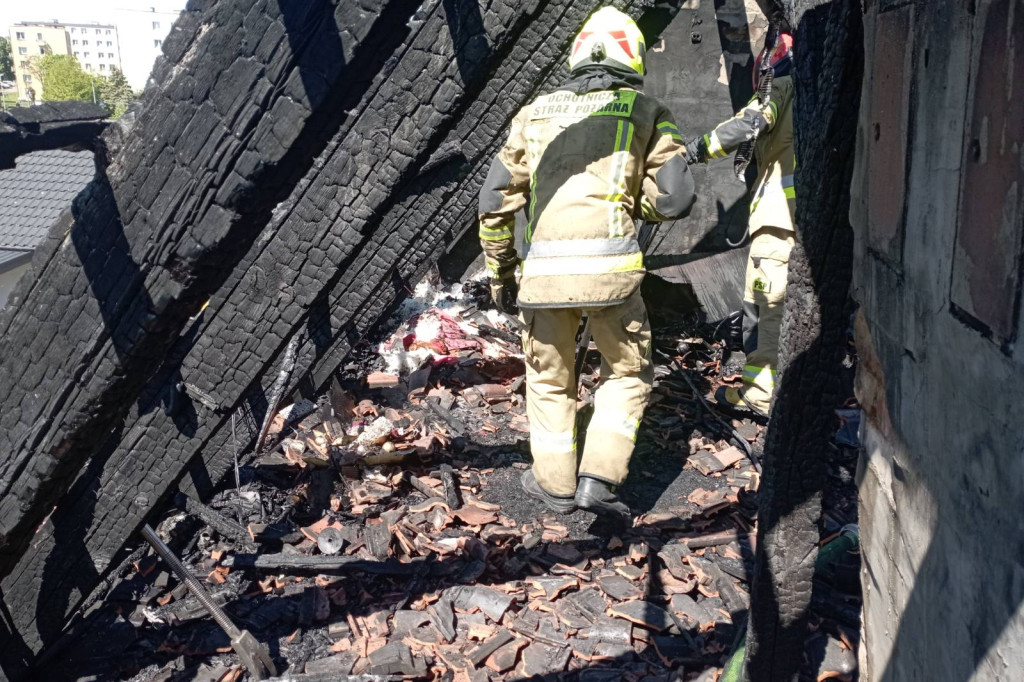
[2,0,187,37]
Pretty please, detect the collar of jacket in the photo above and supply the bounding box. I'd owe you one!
[559,64,644,95]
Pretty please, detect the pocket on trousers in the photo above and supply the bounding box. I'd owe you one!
[619,298,650,373]
[749,226,794,263]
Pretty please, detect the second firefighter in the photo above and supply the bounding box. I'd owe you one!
[687,32,796,420]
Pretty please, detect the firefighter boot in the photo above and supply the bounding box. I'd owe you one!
[575,476,631,521]
[714,385,768,423]
[521,470,576,514]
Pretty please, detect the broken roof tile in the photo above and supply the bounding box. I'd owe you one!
[607,600,676,633]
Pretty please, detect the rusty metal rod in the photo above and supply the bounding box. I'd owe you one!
[141,524,277,679]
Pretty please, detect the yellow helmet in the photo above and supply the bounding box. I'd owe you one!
[569,7,646,76]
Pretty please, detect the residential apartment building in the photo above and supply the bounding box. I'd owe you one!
[9,21,121,102]
[110,6,184,90]
[65,24,121,79]
[8,22,70,102]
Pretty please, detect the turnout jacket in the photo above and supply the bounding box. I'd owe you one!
[478,86,695,309]
[696,75,795,233]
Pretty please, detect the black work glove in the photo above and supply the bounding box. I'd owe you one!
[684,136,705,165]
[490,277,519,315]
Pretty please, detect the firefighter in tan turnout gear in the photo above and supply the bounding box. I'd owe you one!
[687,32,795,419]
[478,7,696,520]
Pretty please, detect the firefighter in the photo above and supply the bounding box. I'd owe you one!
[686,32,795,420]
[478,6,696,520]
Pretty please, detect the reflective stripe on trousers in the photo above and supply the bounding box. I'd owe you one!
[530,425,576,455]
[587,409,641,443]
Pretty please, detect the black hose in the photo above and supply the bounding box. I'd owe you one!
[660,353,761,473]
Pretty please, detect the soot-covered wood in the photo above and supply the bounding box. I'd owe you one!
[0,102,110,169]
[0,0,426,669]
[0,0,639,667]
[742,1,863,680]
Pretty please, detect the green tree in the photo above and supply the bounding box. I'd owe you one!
[98,66,136,118]
[0,38,13,81]
[33,54,98,102]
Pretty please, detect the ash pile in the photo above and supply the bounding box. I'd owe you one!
[41,278,861,682]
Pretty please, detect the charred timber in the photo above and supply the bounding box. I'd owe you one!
[0,0,639,669]
[224,553,426,576]
[0,102,109,169]
[742,0,863,680]
[0,0,428,669]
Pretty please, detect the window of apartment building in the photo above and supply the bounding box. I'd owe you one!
[15,31,25,40]
[70,27,76,33]
[106,30,111,35]
[85,64,92,70]
[39,46,44,54]
[95,29,101,35]
[84,51,90,58]
[18,47,27,55]
[20,61,28,69]
[99,64,106,71]
[83,39,89,45]
[73,39,78,45]
[23,74,31,83]
[152,21,161,29]
[74,52,79,58]
[36,33,42,40]
[154,39,163,47]
[106,41,112,47]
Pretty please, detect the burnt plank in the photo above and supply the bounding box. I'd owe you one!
[0,0,421,581]
[0,0,612,660]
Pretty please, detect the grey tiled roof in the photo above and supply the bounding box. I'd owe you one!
[0,150,95,251]
[0,248,31,269]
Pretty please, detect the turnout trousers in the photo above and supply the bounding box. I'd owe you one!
[520,290,654,497]
[736,225,794,412]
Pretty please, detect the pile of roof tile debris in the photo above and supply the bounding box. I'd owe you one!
[42,280,861,682]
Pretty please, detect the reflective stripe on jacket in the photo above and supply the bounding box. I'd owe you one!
[700,75,795,232]
[478,87,695,308]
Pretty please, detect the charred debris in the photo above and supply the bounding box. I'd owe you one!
[29,277,861,682]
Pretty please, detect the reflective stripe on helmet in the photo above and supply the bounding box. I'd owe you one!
[569,7,646,76]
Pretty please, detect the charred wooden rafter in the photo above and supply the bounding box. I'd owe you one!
[0,0,641,669]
